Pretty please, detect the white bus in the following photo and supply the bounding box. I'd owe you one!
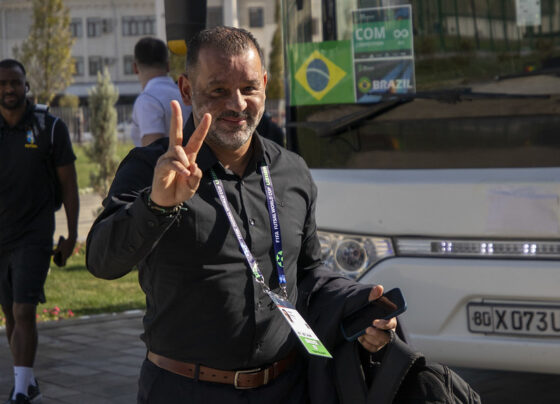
[282,0,560,373]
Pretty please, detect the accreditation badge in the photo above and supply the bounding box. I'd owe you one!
[267,291,332,358]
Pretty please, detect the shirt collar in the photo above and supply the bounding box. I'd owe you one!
[183,115,271,174]
[144,75,175,92]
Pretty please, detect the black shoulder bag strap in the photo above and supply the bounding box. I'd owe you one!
[366,331,425,404]
[33,104,63,210]
[334,328,422,404]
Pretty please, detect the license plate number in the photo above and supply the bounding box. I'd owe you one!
[467,302,560,337]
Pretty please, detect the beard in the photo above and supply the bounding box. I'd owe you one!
[205,109,263,150]
[0,93,26,110]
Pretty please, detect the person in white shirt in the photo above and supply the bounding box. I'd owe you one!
[130,37,191,147]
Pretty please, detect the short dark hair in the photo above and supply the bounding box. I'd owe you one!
[0,59,26,76]
[134,37,168,69]
[185,26,265,76]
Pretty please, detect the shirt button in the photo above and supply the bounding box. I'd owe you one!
[249,218,256,226]
[147,220,155,228]
[256,301,262,309]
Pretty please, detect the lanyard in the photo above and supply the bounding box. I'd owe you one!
[210,164,288,299]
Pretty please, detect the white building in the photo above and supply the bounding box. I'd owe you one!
[0,0,276,100]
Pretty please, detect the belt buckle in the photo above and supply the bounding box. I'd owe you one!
[234,367,269,389]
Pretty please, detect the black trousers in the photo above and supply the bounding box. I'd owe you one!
[137,358,309,404]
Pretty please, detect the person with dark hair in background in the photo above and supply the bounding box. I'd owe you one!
[130,37,191,147]
[86,27,395,403]
[0,59,79,404]
[257,111,285,146]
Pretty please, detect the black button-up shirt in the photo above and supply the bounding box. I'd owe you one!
[86,117,323,369]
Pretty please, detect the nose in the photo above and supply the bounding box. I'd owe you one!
[225,89,247,112]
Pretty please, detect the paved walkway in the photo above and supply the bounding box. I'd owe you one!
[0,311,144,403]
[54,191,103,243]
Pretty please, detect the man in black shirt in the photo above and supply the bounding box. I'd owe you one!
[86,27,396,403]
[0,59,79,404]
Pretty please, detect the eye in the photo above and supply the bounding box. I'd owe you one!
[210,88,226,96]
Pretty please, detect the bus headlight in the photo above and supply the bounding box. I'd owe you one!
[318,231,394,279]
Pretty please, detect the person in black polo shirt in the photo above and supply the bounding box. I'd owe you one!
[0,59,79,404]
[86,27,396,403]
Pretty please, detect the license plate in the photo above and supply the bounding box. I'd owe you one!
[467,302,560,337]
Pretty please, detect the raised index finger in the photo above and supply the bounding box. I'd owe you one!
[168,100,184,149]
[185,113,212,158]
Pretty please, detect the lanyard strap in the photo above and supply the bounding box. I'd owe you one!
[210,166,287,298]
[260,165,286,288]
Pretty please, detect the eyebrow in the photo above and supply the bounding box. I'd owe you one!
[206,78,261,88]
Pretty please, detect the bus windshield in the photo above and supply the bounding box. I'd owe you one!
[282,0,560,169]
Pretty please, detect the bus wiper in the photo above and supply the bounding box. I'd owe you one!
[286,99,407,138]
[288,89,549,138]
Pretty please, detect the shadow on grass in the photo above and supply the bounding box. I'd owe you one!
[74,302,145,317]
[56,264,86,272]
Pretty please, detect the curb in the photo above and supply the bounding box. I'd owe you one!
[0,310,144,333]
[37,309,144,330]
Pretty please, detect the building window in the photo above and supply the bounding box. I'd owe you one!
[249,7,264,28]
[87,18,102,37]
[89,56,102,76]
[124,55,134,75]
[70,18,82,38]
[102,19,113,34]
[207,6,223,28]
[122,16,155,36]
[73,56,84,76]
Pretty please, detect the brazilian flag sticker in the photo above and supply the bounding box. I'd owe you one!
[288,40,355,106]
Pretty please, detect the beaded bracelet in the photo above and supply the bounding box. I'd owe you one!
[146,194,181,216]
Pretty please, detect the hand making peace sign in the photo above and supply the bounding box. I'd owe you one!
[150,100,212,207]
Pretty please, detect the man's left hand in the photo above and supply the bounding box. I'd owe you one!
[357,284,398,352]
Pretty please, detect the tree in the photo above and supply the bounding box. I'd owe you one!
[58,93,79,108]
[267,0,284,100]
[86,68,120,199]
[13,0,75,105]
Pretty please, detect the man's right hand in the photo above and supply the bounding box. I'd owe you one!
[150,100,211,207]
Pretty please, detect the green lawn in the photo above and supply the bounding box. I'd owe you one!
[74,141,134,190]
[38,141,143,323]
[41,247,145,320]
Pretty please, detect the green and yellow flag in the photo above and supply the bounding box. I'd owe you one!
[288,41,354,106]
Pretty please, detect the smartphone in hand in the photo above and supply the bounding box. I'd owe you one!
[53,235,65,267]
[341,287,407,341]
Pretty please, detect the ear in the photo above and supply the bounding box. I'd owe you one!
[133,62,139,75]
[25,82,30,93]
[178,74,193,106]
[263,70,268,88]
